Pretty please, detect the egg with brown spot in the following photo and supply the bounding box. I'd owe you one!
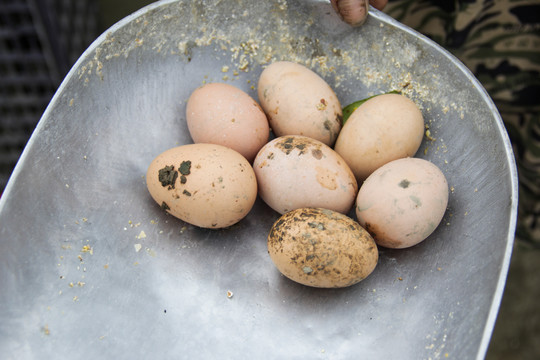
[253,135,357,215]
[257,61,342,146]
[356,157,449,249]
[267,207,378,288]
[146,144,257,229]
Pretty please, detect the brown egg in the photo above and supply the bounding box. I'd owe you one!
[268,207,378,288]
[253,135,358,215]
[356,158,449,249]
[186,83,270,162]
[334,93,424,182]
[146,144,257,229]
[257,61,342,146]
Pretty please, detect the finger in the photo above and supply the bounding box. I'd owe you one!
[330,0,369,27]
[369,0,388,11]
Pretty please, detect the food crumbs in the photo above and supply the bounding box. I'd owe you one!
[227,290,234,299]
[103,264,109,269]
[81,245,93,254]
[42,325,50,336]
[136,230,147,239]
[316,99,327,110]
[134,244,142,252]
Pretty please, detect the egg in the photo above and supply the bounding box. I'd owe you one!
[186,83,270,162]
[267,207,378,288]
[257,61,342,146]
[146,144,257,229]
[334,93,424,182]
[253,135,358,215]
[355,158,449,249]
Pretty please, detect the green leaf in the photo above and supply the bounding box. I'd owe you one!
[342,90,401,125]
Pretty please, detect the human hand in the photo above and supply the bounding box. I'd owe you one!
[330,0,388,27]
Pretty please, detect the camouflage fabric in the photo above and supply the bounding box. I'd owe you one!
[384,0,540,246]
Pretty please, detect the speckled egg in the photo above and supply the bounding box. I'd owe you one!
[253,135,358,215]
[186,83,270,162]
[146,143,257,229]
[334,93,425,182]
[267,207,378,288]
[356,157,449,249]
[257,61,342,146]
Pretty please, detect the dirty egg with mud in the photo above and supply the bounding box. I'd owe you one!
[267,207,378,288]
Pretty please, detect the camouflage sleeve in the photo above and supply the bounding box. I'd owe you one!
[384,0,540,245]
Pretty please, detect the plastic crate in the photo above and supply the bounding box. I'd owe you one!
[0,0,99,192]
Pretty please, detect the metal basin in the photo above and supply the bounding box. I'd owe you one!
[0,0,518,359]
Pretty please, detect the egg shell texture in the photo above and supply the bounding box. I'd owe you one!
[267,207,378,288]
[334,93,424,182]
[257,61,342,146]
[186,83,270,162]
[146,143,257,229]
[253,135,358,215]
[356,158,449,249]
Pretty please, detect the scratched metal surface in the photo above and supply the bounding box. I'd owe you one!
[0,1,518,359]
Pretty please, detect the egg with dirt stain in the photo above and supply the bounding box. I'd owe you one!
[334,93,424,182]
[356,157,449,249]
[267,207,378,288]
[146,143,257,229]
[257,61,342,146]
[186,83,270,162]
[253,135,358,215]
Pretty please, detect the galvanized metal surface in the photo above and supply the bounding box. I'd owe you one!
[0,1,518,359]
